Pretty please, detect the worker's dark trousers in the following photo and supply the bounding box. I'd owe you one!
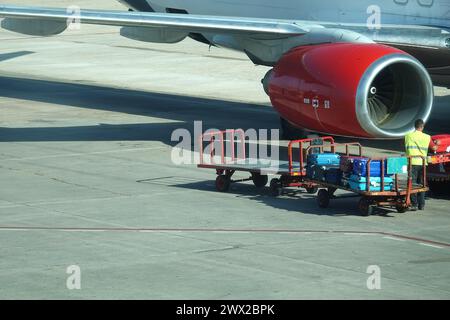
[410,165,425,208]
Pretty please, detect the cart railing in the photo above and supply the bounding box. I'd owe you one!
[199,129,246,165]
[305,142,363,157]
[287,136,335,176]
[365,156,427,203]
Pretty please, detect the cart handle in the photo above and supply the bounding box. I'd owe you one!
[287,136,335,175]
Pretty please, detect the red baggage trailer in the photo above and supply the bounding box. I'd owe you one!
[427,152,450,196]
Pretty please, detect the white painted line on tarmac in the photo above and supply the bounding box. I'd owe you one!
[57,229,105,232]
[419,243,443,249]
[383,236,406,242]
[344,233,377,236]
[0,228,29,231]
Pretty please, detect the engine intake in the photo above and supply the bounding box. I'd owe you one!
[265,43,434,139]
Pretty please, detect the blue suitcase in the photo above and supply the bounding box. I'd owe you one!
[347,175,394,192]
[352,158,386,177]
[307,153,340,166]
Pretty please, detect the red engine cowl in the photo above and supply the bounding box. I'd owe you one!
[266,43,434,138]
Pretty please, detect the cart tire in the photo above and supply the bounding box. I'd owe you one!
[317,189,330,208]
[252,173,268,188]
[270,178,282,197]
[215,175,231,192]
[358,198,374,216]
[306,186,318,194]
[396,205,407,213]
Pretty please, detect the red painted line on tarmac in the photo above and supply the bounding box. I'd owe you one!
[1,225,449,248]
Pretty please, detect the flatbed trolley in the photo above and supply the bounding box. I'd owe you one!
[302,143,429,216]
[197,129,335,194]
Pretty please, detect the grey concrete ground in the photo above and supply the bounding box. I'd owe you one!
[0,0,449,299]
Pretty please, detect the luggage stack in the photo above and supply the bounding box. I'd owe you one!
[340,158,391,191]
[307,152,409,192]
[306,153,341,184]
[341,157,408,192]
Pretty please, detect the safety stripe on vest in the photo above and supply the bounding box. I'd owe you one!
[406,146,428,152]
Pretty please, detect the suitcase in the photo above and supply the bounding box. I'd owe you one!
[352,158,386,177]
[386,157,408,175]
[340,156,366,173]
[431,134,450,153]
[307,153,340,166]
[325,168,343,185]
[306,165,339,182]
[347,175,394,192]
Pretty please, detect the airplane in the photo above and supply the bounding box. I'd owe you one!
[0,0,449,139]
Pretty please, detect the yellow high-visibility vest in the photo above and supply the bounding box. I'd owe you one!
[405,131,431,166]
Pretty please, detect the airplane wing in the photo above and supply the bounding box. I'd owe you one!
[0,5,308,37]
[0,4,448,85]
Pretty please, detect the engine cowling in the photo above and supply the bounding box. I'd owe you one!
[265,43,434,138]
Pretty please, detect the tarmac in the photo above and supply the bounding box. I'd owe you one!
[0,0,449,299]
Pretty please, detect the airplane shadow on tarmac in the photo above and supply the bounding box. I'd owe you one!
[1,75,449,150]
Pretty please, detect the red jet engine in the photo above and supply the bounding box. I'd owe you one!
[264,43,434,138]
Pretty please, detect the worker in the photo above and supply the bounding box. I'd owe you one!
[404,119,438,211]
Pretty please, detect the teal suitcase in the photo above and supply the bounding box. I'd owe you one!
[386,157,408,175]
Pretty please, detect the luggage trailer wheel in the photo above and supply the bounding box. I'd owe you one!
[317,189,330,208]
[215,175,231,192]
[252,173,268,188]
[396,205,408,213]
[358,197,375,216]
[270,178,283,197]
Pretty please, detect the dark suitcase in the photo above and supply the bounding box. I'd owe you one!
[340,156,366,173]
[307,153,340,166]
[352,158,386,177]
[325,168,343,185]
[307,165,340,182]
[431,134,450,153]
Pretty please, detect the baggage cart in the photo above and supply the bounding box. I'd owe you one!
[302,143,429,216]
[197,129,334,195]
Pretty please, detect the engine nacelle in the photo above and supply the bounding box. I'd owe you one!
[265,43,434,138]
[120,26,188,43]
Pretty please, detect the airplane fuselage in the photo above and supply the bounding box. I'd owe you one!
[118,0,450,87]
[143,0,450,28]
